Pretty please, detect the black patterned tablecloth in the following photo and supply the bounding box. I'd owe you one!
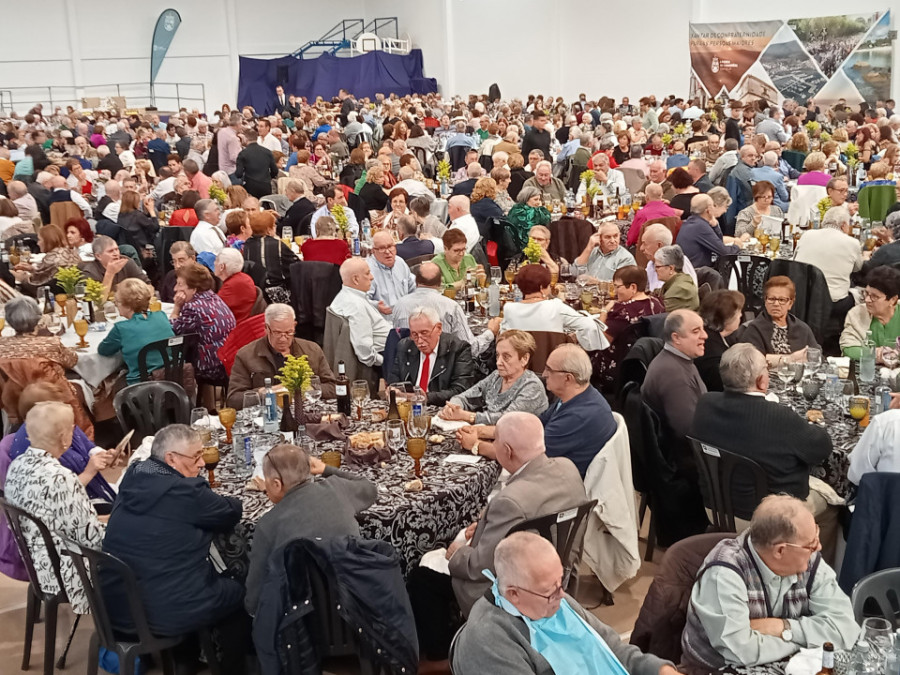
[212,402,501,579]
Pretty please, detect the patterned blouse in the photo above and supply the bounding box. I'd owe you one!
[450,369,549,425]
[5,446,105,614]
[0,335,78,371]
[171,290,235,381]
[771,323,792,355]
[27,247,82,287]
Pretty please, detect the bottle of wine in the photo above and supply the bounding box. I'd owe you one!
[848,359,860,396]
[82,298,95,324]
[279,393,299,439]
[43,287,55,315]
[335,361,351,416]
[387,389,400,421]
[816,642,834,675]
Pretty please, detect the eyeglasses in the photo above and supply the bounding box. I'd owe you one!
[170,451,204,464]
[543,365,573,377]
[410,325,438,341]
[511,581,565,604]
[765,296,792,305]
[374,244,396,252]
[781,526,820,553]
[267,325,295,338]
[863,290,887,302]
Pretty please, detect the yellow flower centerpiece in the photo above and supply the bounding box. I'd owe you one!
[523,237,543,264]
[209,183,227,207]
[816,196,833,222]
[437,159,451,183]
[277,354,315,430]
[55,266,84,297]
[331,204,350,239]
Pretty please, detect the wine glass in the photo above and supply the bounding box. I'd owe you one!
[46,314,62,337]
[191,406,209,428]
[408,413,430,439]
[103,301,118,324]
[862,617,893,663]
[386,419,406,457]
[242,391,262,425]
[407,436,427,478]
[769,236,781,256]
[202,443,220,487]
[580,290,593,311]
[475,288,488,317]
[849,396,870,427]
[74,281,86,302]
[490,266,502,286]
[218,407,237,444]
[504,264,516,291]
[350,380,369,421]
[73,319,89,349]
[801,378,821,403]
[306,376,322,409]
[776,360,795,387]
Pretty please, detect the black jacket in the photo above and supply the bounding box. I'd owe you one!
[339,163,364,189]
[839,472,900,593]
[694,329,730,392]
[252,537,418,675]
[451,178,477,197]
[101,458,244,636]
[280,197,316,238]
[117,209,160,250]
[385,333,476,405]
[242,234,297,287]
[470,197,504,230]
[522,127,551,161]
[737,311,819,355]
[396,236,435,261]
[508,167,530,202]
[97,153,124,175]
[236,144,278,198]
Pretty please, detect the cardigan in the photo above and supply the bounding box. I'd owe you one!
[738,312,819,356]
[97,310,176,384]
[539,386,616,478]
[840,303,900,359]
[450,370,548,425]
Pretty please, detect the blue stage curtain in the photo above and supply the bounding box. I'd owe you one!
[237,50,438,116]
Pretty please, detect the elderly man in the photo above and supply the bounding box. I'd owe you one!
[395,215,436,260]
[642,223,697,291]
[454,532,677,675]
[392,262,499,357]
[751,151,790,210]
[709,138,740,186]
[825,177,858,216]
[451,163,484,197]
[102,425,249,673]
[396,166,436,202]
[244,443,377,614]
[235,128,278,199]
[676,194,744,269]
[79,234,148,292]
[508,225,566,274]
[215,248,257,322]
[367,229,416,315]
[575,221,636,282]
[279,179,316,237]
[756,106,789,144]
[686,158,713,193]
[311,183,359,238]
[227,303,337,408]
[447,195,480,253]
[794,206,862,317]
[643,309,707,442]
[386,306,475,405]
[625,183,679,247]
[493,130,519,157]
[457,344,616,478]
[655,245,699,312]
[5,402,106,616]
[189,198,226,255]
[690,344,838,556]
[329,258,391,367]
[639,160,675,202]
[726,145,759,228]
[522,160,566,202]
[184,158,211,199]
[408,412,587,664]
[682,495,858,671]
[48,174,91,217]
[160,240,196,302]
[6,180,38,220]
[576,153,625,202]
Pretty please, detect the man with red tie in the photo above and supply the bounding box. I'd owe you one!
[385,306,476,406]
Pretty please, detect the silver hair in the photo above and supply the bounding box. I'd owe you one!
[265,303,295,324]
[707,186,732,208]
[551,344,592,385]
[643,223,673,246]
[409,306,441,325]
[211,170,231,188]
[5,296,41,334]
[821,206,850,231]
[216,247,244,276]
[654,244,684,272]
[92,234,117,257]
[762,151,778,168]
[535,160,552,172]
[749,495,806,549]
[663,310,688,345]
[719,343,767,392]
[194,198,216,220]
[494,531,557,593]
[516,186,542,204]
[150,424,200,461]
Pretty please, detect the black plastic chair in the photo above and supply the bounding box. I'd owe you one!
[113,381,191,445]
[61,540,201,675]
[687,437,770,532]
[622,381,662,560]
[506,500,597,593]
[137,334,194,385]
[616,337,664,411]
[851,568,900,628]
[448,624,464,675]
[0,495,76,675]
[712,254,771,318]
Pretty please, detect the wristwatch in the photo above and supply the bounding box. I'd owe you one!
[471,441,480,456]
[780,619,793,642]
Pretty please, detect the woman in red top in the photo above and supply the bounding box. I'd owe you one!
[169,190,201,227]
[300,216,351,266]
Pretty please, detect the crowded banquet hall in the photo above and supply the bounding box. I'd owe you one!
[3,4,900,675]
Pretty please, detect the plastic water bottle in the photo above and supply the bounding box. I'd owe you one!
[412,387,426,418]
[884,629,900,675]
[861,330,876,384]
[849,640,877,675]
[361,218,372,243]
[264,378,278,433]
[353,237,360,256]
[232,423,252,477]
[513,286,523,302]
[488,280,500,317]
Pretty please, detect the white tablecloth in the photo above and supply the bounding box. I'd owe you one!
[60,303,175,388]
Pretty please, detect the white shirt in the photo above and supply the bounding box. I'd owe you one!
[190,220,226,255]
[329,286,391,366]
[500,298,609,351]
[793,228,863,302]
[575,169,627,201]
[150,176,176,200]
[311,203,359,238]
[848,408,900,484]
[101,198,120,222]
[449,213,480,253]
[258,133,281,154]
[395,179,435,201]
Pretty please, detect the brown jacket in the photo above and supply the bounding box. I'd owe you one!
[226,336,337,409]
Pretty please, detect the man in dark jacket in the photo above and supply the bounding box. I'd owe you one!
[102,424,249,674]
[235,128,278,198]
[244,443,377,614]
[676,193,743,269]
[279,179,316,237]
[521,111,551,161]
[395,215,436,261]
[386,307,476,405]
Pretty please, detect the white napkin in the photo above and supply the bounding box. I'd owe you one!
[827,356,850,368]
[809,477,845,506]
[785,647,822,675]
[432,417,468,433]
[879,367,900,380]
[419,549,452,575]
[444,454,481,465]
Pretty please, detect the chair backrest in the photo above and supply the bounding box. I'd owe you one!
[405,254,433,270]
[687,437,769,532]
[695,266,725,293]
[249,286,268,317]
[61,540,165,652]
[786,184,827,228]
[5,232,39,251]
[243,259,268,289]
[49,201,82,229]
[526,331,573,374]
[635,216,683,269]
[851,568,900,628]
[323,308,379,392]
[137,334,192,385]
[289,260,343,343]
[767,258,832,343]
[0,495,67,602]
[488,218,519,271]
[781,150,806,173]
[113,381,191,445]
[506,500,597,588]
[448,146,469,172]
[639,313,669,340]
[621,167,648,195]
[859,184,898,223]
[713,254,770,318]
[616,337,664,408]
[382,328,410,381]
[259,194,292,218]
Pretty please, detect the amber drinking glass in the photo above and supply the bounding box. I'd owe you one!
[218,407,237,444]
[407,437,426,478]
[74,319,89,349]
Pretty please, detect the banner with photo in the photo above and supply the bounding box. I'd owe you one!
[689,11,892,106]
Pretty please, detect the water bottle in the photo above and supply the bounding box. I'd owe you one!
[861,330,876,384]
[488,280,500,317]
[850,640,877,675]
[858,164,867,187]
[412,386,426,418]
[232,423,252,477]
[825,374,840,403]
[264,378,278,433]
[361,218,372,243]
[352,237,360,256]
[884,629,900,675]
[875,379,892,415]
[513,286,523,302]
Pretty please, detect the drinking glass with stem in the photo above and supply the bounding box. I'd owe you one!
[46,313,63,337]
[406,415,429,478]
[350,380,369,421]
[218,407,237,444]
[103,301,119,325]
[74,281,86,302]
[306,376,322,410]
[849,396,870,427]
[490,266,502,286]
[242,392,262,426]
[386,419,406,457]
[73,318,89,349]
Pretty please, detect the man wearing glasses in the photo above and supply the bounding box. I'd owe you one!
[682,495,858,671]
[453,532,680,675]
[367,229,416,316]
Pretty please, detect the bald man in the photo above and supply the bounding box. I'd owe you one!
[626,182,679,247]
[328,257,391,367]
[408,412,587,664]
[48,174,91,217]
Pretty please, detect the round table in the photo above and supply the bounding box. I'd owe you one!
[212,401,501,579]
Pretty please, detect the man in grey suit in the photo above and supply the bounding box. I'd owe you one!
[243,443,377,614]
[408,412,587,666]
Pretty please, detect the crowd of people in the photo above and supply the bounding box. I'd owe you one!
[0,86,898,675]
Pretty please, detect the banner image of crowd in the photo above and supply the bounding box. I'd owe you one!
[689,11,892,108]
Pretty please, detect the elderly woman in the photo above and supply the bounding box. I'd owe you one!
[506,186,552,250]
[288,149,329,194]
[439,330,548,425]
[797,151,832,187]
[501,264,608,351]
[734,181,785,238]
[432,228,478,287]
[491,166,514,214]
[383,187,410,231]
[696,289,745,391]
[0,297,78,367]
[99,279,176,384]
[654,245,699,312]
[300,215,351,265]
[358,163,390,212]
[118,190,160,250]
[65,217,95,259]
[841,265,900,362]
[861,160,896,190]
[224,209,252,251]
[509,225,566,274]
[211,170,232,191]
[739,276,819,366]
[169,189,201,228]
[12,223,82,288]
[65,158,94,196]
[470,177,505,229]
[242,210,297,304]
[170,262,235,382]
